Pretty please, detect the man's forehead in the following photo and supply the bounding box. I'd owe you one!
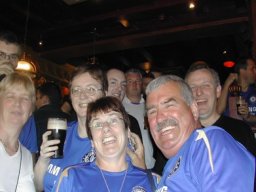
[0,41,20,52]
[126,73,141,79]
[108,70,125,79]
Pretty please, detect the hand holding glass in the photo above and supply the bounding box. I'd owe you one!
[47,118,67,159]
[236,96,248,116]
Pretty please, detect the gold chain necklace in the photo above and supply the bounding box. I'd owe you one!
[98,166,128,192]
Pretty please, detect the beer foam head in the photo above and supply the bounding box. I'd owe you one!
[47,118,67,130]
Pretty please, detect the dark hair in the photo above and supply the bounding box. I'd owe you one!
[234,58,255,74]
[62,95,72,105]
[70,64,108,93]
[37,82,62,106]
[86,96,130,139]
[186,60,209,74]
[0,30,20,45]
[142,71,155,79]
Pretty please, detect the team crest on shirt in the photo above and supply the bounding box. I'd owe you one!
[156,186,168,192]
[132,186,146,192]
[167,156,181,178]
[250,96,256,103]
[82,150,96,162]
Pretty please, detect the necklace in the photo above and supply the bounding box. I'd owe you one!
[98,165,128,192]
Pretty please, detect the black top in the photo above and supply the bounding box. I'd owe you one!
[128,114,142,141]
[34,104,71,148]
[214,115,256,156]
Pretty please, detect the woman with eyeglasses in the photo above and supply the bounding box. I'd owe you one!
[53,96,158,192]
[34,65,146,192]
[34,64,108,191]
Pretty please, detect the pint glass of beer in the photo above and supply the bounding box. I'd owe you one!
[47,118,67,159]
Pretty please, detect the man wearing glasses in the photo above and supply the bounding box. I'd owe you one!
[122,68,155,170]
[0,30,21,69]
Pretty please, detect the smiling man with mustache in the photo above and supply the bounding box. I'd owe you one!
[145,75,255,192]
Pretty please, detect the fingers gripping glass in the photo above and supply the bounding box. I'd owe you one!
[90,116,124,129]
[71,86,102,97]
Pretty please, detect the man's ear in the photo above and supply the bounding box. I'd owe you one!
[216,85,222,98]
[190,101,199,121]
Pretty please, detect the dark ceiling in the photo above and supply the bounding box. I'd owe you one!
[0,0,252,80]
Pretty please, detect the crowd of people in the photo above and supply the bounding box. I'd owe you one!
[0,30,255,192]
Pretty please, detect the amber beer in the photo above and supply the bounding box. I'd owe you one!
[47,118,67,159]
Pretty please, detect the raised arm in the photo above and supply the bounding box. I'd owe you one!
[34,131,60,191]
[217,73,237,114]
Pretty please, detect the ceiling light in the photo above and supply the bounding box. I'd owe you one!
[224,60,235,68]
[38,40,43,46]
[141,61,151,73]
[189,1,196,9]
[119,16,129,28]
[16,53,37,74]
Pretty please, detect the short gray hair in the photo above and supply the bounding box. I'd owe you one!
[145,75,194,105]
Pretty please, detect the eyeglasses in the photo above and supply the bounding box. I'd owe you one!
[71,86,102,97]
[109,80,127,89]
[90,116,124,129]
[0,51,19,62]
[127,79,142,85]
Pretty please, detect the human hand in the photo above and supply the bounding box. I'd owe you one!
[237,100,249,118]
[39,131,60,160]
[225,73,238,87]
[127,132,146,169]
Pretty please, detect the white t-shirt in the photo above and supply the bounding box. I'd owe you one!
[0,141,35,192]
[122,95,155,169]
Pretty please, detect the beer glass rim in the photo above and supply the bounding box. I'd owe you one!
[48,117,67,121]
[47,117,67,130]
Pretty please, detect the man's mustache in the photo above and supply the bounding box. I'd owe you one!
[157,118,178,132]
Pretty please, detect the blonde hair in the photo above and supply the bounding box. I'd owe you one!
[0,72,36,106]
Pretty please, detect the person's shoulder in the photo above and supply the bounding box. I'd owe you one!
[203,125,228,133]
[67,121,78,129]
[218,115,252,130]
[63,162,92,175]
[196,126,244,148]
[20,144,33,162]
[194,126,233,144]
[20,143,31,154]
